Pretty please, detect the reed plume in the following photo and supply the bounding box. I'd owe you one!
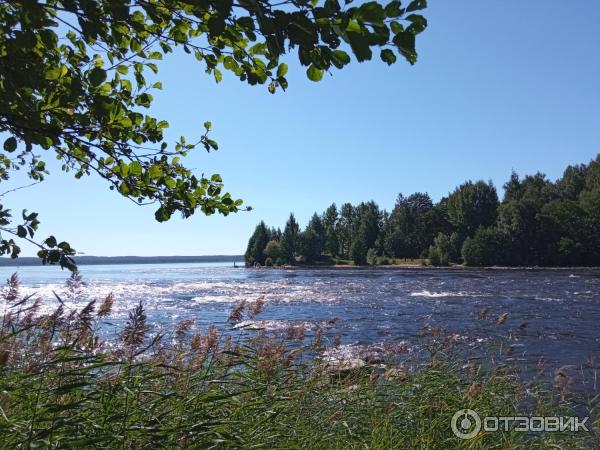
[3,273,19,303]
[228,299,246,323]
[97,293,114,317]
[121,300,149,348]
[248,295,266,318]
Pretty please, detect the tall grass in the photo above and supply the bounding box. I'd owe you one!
[0,274,597,448]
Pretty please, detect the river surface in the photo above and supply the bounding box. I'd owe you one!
[1,263,599,374]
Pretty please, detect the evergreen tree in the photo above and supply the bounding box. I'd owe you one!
[350,220,370,265]
[268,227,282,241]
[245,222,269,266]
[307,213,326,251]
[325,228,340,257]
[338,203,356,258]
[300,228,322,263]
[323,203,340,257]
[354,201,382,250]
[323,204,339,230]
[350,228,368,265]
[280,213,300,264]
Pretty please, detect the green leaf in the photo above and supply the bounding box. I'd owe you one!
[393,31,417,64]
[149,164,162,179]
[384,1,404,18]
[204,121,212,131]
[331,50,351,69]
[3,137,17,152]
[380,49,397,65]
[307,64,324,82]
[45,236,57,248]
[347,30,373,62]
[406,14,427,34]
[390,21,404,34]
[406,0,427,12]
[17,225,27,238]
[277,63,288,78]
[165,177,176,189]
[129,161,143,176]
[89,67,107,86]
[356,2,385,23]
[45,67,61,80]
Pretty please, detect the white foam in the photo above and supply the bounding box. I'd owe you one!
[410,290,464,298]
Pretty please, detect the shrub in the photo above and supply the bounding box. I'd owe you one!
[265,257,274,267]
[428,232,453,266]
[275,257,284,266]
[428,245,442,266]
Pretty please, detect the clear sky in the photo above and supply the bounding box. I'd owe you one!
[5,0,600,256]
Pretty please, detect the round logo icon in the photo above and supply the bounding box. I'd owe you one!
[451,409,481,440]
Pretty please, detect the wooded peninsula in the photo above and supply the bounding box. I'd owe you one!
[246,155,600,267]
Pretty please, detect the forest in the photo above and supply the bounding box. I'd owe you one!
[245,154,600,267]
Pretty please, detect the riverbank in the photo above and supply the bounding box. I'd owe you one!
[250,263,600,271]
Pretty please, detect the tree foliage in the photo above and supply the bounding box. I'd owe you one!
[461,227,508,267]
[245,154,600,267]
[279,213,299,264]
[0,0,428,268]
[244,221,269,265]
[263,239,282,261]
[447,180,499,239]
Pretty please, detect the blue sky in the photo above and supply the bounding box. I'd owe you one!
[5,0,600,256]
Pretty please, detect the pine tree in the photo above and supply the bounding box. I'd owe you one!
[244,222,269,266]
[280,213,300,264]
[350,221,369,265]
[323,204,339,257]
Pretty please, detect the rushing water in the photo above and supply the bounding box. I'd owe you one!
[1,263,599,372]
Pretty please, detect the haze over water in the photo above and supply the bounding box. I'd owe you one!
[2,263,599,371]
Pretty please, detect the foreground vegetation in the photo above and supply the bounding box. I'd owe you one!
[246,155,600,267]
[1,275,598,448]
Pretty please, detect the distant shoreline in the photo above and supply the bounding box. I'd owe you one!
[0,255,244,267]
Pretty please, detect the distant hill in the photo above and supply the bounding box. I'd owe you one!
[0,255,244,267]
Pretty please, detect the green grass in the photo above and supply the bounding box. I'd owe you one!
[0,274,597,449]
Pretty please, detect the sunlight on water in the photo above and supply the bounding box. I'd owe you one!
[1,263,599,370]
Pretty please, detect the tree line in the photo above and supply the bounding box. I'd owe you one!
[245,155,600,267]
